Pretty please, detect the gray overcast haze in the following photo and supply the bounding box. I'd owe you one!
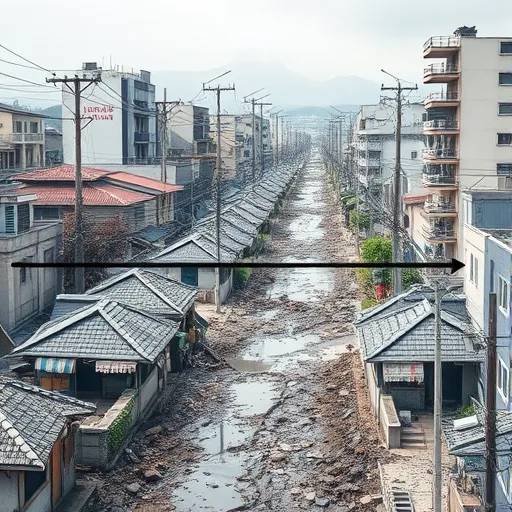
[1,0,511,107]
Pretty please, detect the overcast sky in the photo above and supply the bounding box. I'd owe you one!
[1,0,511,106]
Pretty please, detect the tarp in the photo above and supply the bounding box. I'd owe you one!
[95,361,137,374]
[35,357,76,374]
[383,362,424,383]
[195,313,209,329]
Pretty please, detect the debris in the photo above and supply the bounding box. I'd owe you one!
[290,487,302,495]
[270,453,287,462]
[126,483,141,494]
[125,448,140,464]
[304,491,316,501]
[144,469,163,482]
[338,390,350,396]
[300,440,314,448]
[326,384,337,391]
[306,451,324,459]
[315,497,330,507]
[360,495,372,505]
[143,425,163,437]
[341,409,353,420]
[279,443,294,452]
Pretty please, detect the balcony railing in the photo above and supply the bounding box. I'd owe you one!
[357,140,381,151]
[423,173,457,186]
[424,64,459,78]
[422,224,456,240]
[423,119,459,131]
[0,133,44,144]
[425,92,459,103]
[423,36,460,51]
[424,201,456,214]
[358,157,381,168]
[423,148,458,160]
[135,132,152,143]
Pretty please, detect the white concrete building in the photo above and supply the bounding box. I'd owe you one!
[408,32,512,261]
[0,183,62,331]
[169,104,211,155]
[62,63,156,166]
[353,102,425,206]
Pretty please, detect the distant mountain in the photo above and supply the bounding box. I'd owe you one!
[39,105,63,131]
[283,105,361,118]
[151,61,381,113]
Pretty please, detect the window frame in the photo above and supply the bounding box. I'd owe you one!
[499,73,512,86]
[498,275,510,315]
[498,103,512,116]
[498,163,512,176]
[469,253,479,287]
[497,356,509,402]
[411,150,418,159]
[500,41,512,55]
[498,134,512,146]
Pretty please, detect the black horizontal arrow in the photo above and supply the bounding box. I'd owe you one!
[11,258,465,274]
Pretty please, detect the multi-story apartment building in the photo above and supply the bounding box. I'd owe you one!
[0,183,62,331]
[62,63,157,165]
[353,102,425,207]
[169,104,212,156]
[411,30,512,260]
[0,103,46,174]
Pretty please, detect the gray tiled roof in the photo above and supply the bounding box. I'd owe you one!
[357,296,484,363]
[85,269,196,317]
[443,404,512,456]
[12,300,179,362]
[0,377,95,469]
[50,295,100,321]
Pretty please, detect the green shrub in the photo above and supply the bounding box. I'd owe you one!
[349,210,371,231]
[403,269,423,290]
[457,404,476,419]
[356,268,376,299]
[361,298,378,310]
[234,267,252,289]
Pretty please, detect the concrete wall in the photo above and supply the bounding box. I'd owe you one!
[388,386,425,410]
[140,367,158,413]
[25,479,51,512]
[0,470,19,511]
[379,394,401,449]
[0,221,62,330]
[459,37,512,191]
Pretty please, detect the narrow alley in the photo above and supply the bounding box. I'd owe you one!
[93,152,386,512]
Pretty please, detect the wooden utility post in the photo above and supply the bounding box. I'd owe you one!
[256,100,272,177]
[155,93,181,183]
[47,74,101,294]
[203,82,235,313]
[485,293,497,512]
[381,72,418,296]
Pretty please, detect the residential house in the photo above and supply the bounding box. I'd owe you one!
[14,165,183,232]
[44,127,63,167]
[0,183,62,332]
[407,30,512,261]
[62,63,157,165]
[0,376,95,512]
[0,103,46,175]
[355,287,483,448]
[10,298,184,468]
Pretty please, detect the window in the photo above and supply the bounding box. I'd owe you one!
[17,203,30,233]
[499,276,509,312]
[13,121,22,133]
[44,248,54,263]
[34,207,60,220]
[24,467,48,503]
[20,267,27,284]
[469,253,479,287]
[499,103,512,115]
[30,121,39,133]
[498,357,509,400]
[501,42,512,54]
[497,163,512,176]
[244,150,250,158]
[499,73,512,85]
[498,134,512,145]
[411,151,418,159]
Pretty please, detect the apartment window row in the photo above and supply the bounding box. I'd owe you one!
[13,121,41,134]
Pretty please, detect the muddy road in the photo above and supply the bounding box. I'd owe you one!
[93,152,386,512]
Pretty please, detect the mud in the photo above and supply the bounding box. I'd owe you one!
[89,152,386,512]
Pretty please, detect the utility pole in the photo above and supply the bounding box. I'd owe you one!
[485,293,497,512]
[381,70,418,296]
[273,110,283,168]
[433,281,443,512]
[256,100,272,176]
[203,76,235,314]
[155,93,181,183]
[244,91,269,183]
[47,74,101,294]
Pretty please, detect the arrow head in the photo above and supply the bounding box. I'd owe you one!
[451,258,465,274]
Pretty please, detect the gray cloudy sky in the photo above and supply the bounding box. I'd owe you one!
[1,0,511,105]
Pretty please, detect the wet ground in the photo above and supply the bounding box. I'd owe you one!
[92,151,386,512]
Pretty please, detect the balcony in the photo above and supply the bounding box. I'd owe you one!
[422,224,457,243]
[134,132,153,143]
[424,92,459,109]
[358,157,381,168]
[424,63,460,84]
[423,200,457,217]
[423,36,460,58]
[356,140,381,151]
[423,148,458,163]
[423,119,459,134]
[0,133,44,144]
[423,168,457,188]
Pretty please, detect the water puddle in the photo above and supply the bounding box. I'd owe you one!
[288,213,324,241]
[226,359,272,373]
[241,333,321,361]
[267,266,334,301]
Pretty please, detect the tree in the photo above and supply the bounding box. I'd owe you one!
[62,213,132,292]
[349,210,371,231]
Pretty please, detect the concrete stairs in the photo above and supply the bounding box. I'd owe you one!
[400,424,426,450]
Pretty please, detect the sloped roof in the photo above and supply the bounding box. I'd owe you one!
[20,183,153,206]
[0,103,48,118]
[12,299,179,362]
[0,377,95,470]
[104,172,184,194]
[16,166,108,182]
[85,269,196,316]
[357,293,484,363]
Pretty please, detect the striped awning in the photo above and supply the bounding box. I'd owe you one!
[35,357,76,374]
[95,361,137,374]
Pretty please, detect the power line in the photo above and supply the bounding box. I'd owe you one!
[0,43,55,75]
